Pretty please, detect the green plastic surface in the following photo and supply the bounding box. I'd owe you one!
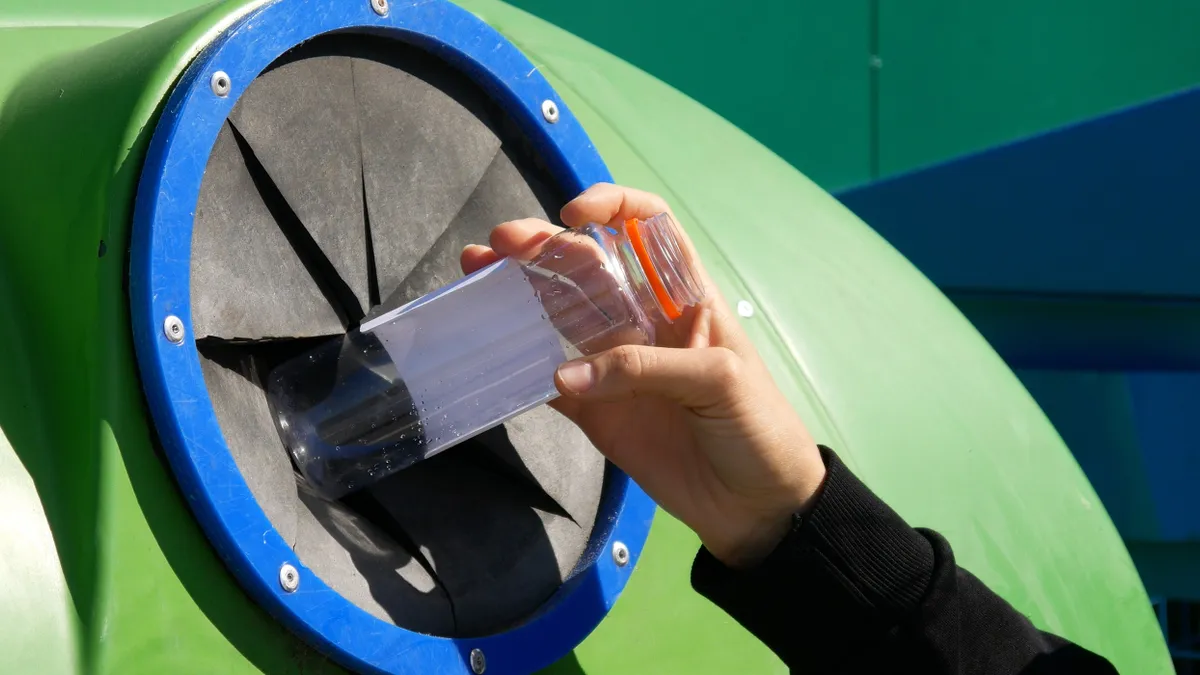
[0,4,341,672]
[0,266,80,674]
[471,5,1170,673]
[0,0,1173,673]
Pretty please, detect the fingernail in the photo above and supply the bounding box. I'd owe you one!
[557,361,595,393]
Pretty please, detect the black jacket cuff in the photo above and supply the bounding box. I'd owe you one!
[690,446,935,664]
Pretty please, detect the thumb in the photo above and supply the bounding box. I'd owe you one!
[555,345,744,413]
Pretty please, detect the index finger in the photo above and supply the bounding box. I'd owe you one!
[563,183,711,294]
[488,218,562,258]
[560,183,672,229]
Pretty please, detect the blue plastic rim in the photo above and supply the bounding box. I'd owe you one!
[128,1,657,673]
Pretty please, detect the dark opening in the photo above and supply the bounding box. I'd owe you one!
[190,33,607,637]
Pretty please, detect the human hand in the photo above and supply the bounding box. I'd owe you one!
[461,183,826,567]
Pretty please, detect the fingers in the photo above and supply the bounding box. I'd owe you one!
[460,218,562,273]
[685,304,714,349]
[561,183,671,229]
[487,218,562,258]
[459,244,500,274]
[555,345,744,415]
[561,183,712,299]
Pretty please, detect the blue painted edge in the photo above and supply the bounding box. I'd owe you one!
[128,2,656,674]
[835,85,1200,298]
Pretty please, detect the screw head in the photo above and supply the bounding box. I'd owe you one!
[279,563,300,592]
[612,541,630,567]
[370,0,388,16]
[163,315,185,344]
[469,648,486,674]
[210,71,231,97]
[541,99,560,124]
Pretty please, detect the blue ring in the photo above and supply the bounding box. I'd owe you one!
[129,1,656,673]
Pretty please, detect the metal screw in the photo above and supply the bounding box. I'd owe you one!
[541,99,560,124]
[370,0,388,16]
[279,563,300,592]
[737,300,755,318]
[163,315,185,344]
[210,71,231,97]
[469,648,486,674]
[612,541,630,567]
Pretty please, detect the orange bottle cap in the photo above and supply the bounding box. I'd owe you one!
[626,218,683,321]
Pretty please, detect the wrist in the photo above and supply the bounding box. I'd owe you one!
[710,450,829,568]
[709,511,797,569]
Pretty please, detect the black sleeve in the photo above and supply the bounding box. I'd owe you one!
[691,446,1118,674]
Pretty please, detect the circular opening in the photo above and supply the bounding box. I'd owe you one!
[189,33,607,638]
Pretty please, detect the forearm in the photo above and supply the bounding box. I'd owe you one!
[691,447,1116,674]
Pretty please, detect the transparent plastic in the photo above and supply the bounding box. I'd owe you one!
[267,213,704,499]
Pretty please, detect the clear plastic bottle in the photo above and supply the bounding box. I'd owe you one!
[267,213,704,499]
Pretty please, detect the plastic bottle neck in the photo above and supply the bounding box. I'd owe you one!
[617,213,705,326]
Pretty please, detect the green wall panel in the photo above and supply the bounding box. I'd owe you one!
[502,0,873,190]
[877,0,1200,177]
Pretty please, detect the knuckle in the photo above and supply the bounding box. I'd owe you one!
[708,348,744,386]
[585,182,617,195]
[609,345,651,379]
[562,184,615,223]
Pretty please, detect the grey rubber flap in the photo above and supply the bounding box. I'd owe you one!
[354,53,502,302]
[373,144,555,318]
[199,349,300,544]
[191,124,345,339]
[363,423,594,637]
[295,484,454,632]
[228,54,371,315]
[198,340,455,631]
[496,406,605,530]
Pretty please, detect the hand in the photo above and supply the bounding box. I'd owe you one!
[461,183,826,567]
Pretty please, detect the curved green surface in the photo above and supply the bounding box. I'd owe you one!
[0,3,342,672]
[0,0,1171,673]
[0,265,79,674]
[469,3,1169,673]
